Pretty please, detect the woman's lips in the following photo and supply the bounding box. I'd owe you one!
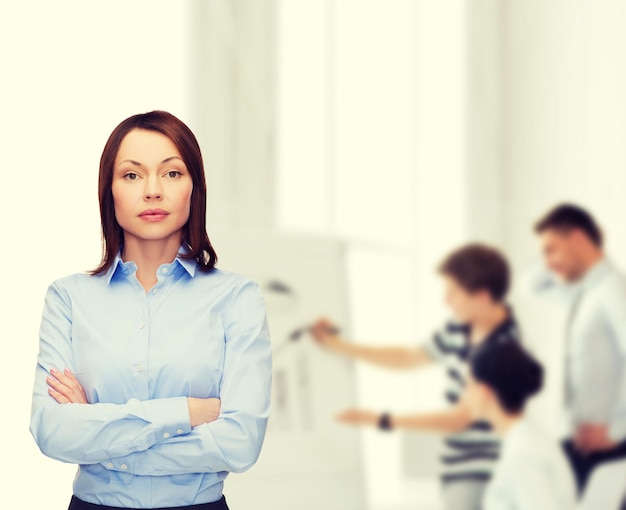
[138,209,169,222]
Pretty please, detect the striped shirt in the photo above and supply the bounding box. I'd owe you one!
[422,312,521,484]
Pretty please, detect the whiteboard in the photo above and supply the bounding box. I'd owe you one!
[209,228,366,509]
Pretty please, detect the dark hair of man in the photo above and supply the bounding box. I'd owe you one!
[470,340,544,414]
[438,244,510,302]
[534,203,603,247]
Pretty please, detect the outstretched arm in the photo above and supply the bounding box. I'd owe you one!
[310,318,433,370]
[337,402,473,434]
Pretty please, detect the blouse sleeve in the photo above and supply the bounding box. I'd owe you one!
[98,279,273,475]
[30,282,193,465]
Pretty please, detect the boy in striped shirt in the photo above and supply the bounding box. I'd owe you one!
[311,243,520,510]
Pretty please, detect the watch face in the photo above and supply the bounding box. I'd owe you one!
[379,413,392,431]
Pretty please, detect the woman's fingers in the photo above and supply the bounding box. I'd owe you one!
[47,368,88,404]
[48,387,70,404]
[49,388,70,404]
[62,368,88,402]
[46,374,71,399]
[309,317,341,348]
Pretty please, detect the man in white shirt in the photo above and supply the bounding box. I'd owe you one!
[531,204,626,494]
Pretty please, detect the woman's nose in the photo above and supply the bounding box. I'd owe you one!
[143,177,163,200]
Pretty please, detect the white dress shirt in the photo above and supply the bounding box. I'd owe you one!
[527,258,626,441]
[484,419,577,510]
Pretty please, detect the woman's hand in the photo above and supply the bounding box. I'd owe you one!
[309,317,343,350]
[187,397,221,427]
[46,368,89,404]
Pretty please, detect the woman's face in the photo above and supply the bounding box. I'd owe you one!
[112,129,193,245]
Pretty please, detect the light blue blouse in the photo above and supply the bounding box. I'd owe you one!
[30,250,272,508]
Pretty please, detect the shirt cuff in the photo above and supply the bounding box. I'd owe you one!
[142,396,192,440]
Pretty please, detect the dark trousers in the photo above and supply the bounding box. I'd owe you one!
[68,496,229,510]
[562,439,626,494]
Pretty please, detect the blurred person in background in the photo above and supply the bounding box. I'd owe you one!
[529,203,626,494]
[465,339,577,510]
[311,244,520,510]
[30,111,272,510]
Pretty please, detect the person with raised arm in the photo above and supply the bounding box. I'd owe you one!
[311,244,520,510]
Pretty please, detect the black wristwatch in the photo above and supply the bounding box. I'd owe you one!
[378,412,393,431]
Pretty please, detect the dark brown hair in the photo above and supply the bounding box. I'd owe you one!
[534,203,603,247]
[91,111,217,275]
[438,244,510,302]
[471,340,543,413]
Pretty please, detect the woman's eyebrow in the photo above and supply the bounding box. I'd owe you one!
[160,156,184,165]
[117,159,142,167]
[117,156,184,168]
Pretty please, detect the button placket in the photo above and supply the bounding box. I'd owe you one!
[131,285,151,399]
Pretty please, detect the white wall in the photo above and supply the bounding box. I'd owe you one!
[0,2,190,507]
[188,0,276,231]
[502,0,626,263]
[276,2,470,508]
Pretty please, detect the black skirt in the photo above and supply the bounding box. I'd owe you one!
[68,495,229,510]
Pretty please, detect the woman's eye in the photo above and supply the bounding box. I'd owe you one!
[166,170,181,178]
[123,172,139,180]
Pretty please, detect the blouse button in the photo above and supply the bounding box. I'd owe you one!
[176,429,183,435]
[163,432,170,439]
[121,464,128,470]
[107,462,113,468]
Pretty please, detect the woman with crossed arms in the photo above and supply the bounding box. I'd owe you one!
[30,111,272,510]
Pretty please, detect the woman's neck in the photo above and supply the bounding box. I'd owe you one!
[489,408,523,436]
[122,234,182,291]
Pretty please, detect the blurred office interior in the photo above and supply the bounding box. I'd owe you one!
[2,1,626,509]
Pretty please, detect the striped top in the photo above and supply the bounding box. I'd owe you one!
[422,312,521,484]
